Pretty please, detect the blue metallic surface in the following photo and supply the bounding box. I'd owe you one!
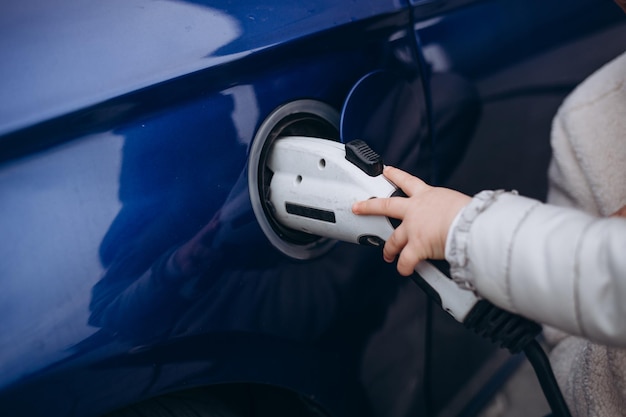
[0,0,624,416]
[0,0,403,137]
[412,0,623,77]
[0,2,419,416]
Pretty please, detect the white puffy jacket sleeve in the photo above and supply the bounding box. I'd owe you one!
[446,192,626,347]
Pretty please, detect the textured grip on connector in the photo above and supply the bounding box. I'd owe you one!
[463,301,542,353]
[345,140,383,176]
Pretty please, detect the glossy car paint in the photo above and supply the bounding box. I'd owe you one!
[0,0,406,137]
[0,1,422,416]
[0,0,624,416]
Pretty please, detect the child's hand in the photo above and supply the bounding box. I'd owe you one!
[352,166,471,276]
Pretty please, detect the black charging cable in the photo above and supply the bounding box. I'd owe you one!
[523,340,570,417]
[463,301,571,417]
[406,23,569,417]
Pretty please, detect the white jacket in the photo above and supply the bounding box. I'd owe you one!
[446,51,626,347]
[445,51,626,416]
[447,191,626,346]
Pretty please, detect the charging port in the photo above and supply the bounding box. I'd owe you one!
[248,100,340,260]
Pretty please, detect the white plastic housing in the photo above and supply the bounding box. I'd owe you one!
[267,136,396,244]
[266,136,478,323]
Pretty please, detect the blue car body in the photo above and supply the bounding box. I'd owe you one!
[0,0,624,416]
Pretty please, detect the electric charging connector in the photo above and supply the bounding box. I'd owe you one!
[251,135,571,417]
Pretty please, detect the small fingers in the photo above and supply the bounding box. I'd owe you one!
[396,241,423,276]
[383,227,408,263]
[352,196,406,219]
[383,166,428,197]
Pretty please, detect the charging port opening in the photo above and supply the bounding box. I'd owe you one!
[249,100,340,260]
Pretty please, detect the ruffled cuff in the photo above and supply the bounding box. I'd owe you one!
[445,190,511,291]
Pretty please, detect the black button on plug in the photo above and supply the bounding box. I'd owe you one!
[345,140,383,176]
[358,235,385,247]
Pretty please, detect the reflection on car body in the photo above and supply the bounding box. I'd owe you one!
[1,0,625,416]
